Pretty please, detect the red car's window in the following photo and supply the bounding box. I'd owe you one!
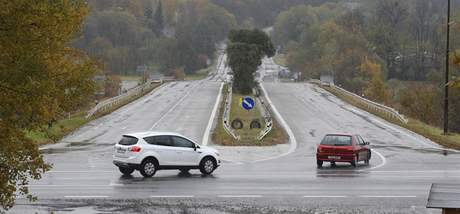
[320,135,352,146]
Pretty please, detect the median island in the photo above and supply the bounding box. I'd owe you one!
[211,29,288,146]
[212,84,287,146]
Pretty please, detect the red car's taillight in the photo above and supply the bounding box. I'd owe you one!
[130,146,141,152]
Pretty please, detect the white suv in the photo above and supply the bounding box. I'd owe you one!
[113,132,221,177]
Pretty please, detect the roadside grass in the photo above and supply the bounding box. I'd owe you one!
[26,112,88,146]
[321,85,460,150]
[26,82,162,146]
[274,54,287,67]
[212,84,288,146]
[120,75,142,82]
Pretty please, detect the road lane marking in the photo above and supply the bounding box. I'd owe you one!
[150,195,194,198]
[358,195,417,198]
[64,195,109,198]
[303,196,347,198]
[218,195,262,198]
[29,185,112,187]
[202,82,224,146]
[254,83,297,162]
[359,149,387,171]
[46,171,113,173]
[109,182,124,186]
[150,81,201,130]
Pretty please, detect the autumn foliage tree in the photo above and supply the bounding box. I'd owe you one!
[360,59,390,104]
[0,0,98,210]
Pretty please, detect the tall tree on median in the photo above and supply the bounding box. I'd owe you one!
[226,29,275,94]
[0,0,98,211]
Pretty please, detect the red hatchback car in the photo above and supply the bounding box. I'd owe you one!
[316,134,371,168]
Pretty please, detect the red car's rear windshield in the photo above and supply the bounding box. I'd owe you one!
[320,135,352,146]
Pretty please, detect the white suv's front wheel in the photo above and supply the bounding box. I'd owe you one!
[140,159,157,178]
[199,157,216,175]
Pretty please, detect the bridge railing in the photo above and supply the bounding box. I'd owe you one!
[311,79,408,124]
[86,80,163,119]
[256,85,273,140]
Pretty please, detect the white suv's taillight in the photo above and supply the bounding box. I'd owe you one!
[130,146,141,152]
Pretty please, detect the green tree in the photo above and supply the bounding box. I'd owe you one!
[153,0,164,35]
[0,0,98,210]
[227,29,275,94]
[273,5,318,47]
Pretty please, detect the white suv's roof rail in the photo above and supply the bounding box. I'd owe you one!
[123,131,186,139]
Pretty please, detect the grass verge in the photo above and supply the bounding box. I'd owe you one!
[120,75,142,82]
[26,82,162,146]
[212,84,288,146]
[321,85,460,150]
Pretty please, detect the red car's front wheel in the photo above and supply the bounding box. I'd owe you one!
[351,155,358,168]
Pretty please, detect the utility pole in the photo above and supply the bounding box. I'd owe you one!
[444,0,451,135]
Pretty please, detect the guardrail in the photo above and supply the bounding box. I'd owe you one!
[311,79,408,124]
[256,85,273,140]
[222,83,240,140]
[86,80,163,119]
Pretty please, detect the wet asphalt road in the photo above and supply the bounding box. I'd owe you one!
[10,60,460,213]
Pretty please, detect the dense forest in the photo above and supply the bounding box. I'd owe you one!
[273,0,460,132]
[74,0,327,77]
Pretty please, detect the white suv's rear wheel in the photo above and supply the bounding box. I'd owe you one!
[200,157,215,175]
[140,159,157,178]
[118,167,134,176]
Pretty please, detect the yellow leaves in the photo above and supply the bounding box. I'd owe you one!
[0,0,97,210]
[448,77,460,88]
[360,57,382,77]
[450,51,460,88]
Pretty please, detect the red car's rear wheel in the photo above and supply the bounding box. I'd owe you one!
[317,159,323,168]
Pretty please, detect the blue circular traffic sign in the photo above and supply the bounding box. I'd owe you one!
[241,96,255,111]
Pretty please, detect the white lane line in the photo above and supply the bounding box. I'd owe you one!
[370,170,460,173]
[150,81,201,130]
[46,171,113,173]
[29,185,112,187]
[218,195,263,198]
[254,83,297,162]
[202,82,224,146]
[150,195,194,198]
[109,182,124,186]
[64,195,109,198]
[359,149,387,171]
[359,195,417,198]
[303,196,347,198]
